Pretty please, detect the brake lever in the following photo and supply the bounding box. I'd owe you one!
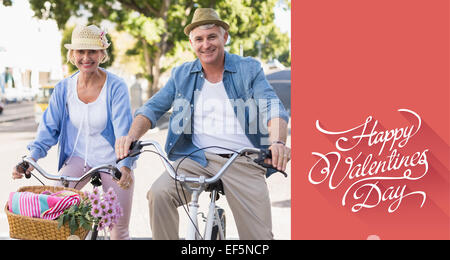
[16,160,31,179]
[90,172,102,187]
[253,150,288,177]
[112,167,122,181]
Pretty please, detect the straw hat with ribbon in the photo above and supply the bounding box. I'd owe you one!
[184,8,229,36]
[64,25,110,50]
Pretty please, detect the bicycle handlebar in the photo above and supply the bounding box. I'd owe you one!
[16,157,122,185]
[117,140,287,186]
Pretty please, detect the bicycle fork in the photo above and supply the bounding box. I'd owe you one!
[186,189,225,240]
[186,190,200,240]
[204,190,217,240]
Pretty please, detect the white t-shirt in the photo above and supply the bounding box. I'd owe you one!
[66,74,116,167]
[192,79,254,154]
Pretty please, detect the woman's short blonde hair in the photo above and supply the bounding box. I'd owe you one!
[66,49,110,65]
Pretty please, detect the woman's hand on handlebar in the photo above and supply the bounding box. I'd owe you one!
[267,143,291,172]
[12,158,35,180]
[117,166,133,190]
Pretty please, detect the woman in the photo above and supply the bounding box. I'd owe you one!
[12,25,135,240]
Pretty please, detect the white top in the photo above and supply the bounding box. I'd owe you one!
[192,79,254,154]
[66,73,116,168]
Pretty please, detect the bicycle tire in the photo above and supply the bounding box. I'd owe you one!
[211,207,226,240]
[90,227,98,240]
[87,228,109,240]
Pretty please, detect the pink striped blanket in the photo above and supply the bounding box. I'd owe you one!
[8,190,81,220]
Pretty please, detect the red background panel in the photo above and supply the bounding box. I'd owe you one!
[291,0,449,239]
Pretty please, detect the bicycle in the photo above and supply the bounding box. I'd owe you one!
[9,157,122,240]
[119,139,287,240]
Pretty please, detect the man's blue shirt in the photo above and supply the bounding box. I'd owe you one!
[135,52,289,175]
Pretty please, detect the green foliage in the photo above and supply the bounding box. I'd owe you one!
[11,0,291,63]
[244,23,291,66]
[57,199,94,235]
[1,0,12,6]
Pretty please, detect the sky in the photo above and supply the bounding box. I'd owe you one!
[274,0,291,38]
[0,0,63,78]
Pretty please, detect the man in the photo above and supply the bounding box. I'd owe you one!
[116,8,290,240]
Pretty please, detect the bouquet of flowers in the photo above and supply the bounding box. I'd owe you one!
[58,187,123,235]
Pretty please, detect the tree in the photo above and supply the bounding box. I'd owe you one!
[7,0,290,97]
[0,0,12,6]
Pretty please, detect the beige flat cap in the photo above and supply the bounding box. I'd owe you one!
[184,8,229,36]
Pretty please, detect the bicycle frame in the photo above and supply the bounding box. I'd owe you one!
[204,189,225,240]
[182,179,225,240]
[130,140,262,240]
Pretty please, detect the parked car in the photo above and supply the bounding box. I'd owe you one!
[4,88,23,103]
[22,88,37,101]
[266,59,286,70]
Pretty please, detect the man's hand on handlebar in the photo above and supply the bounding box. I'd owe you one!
[12,158,35,180]
[115,135,136,161]
[267,142,291,172]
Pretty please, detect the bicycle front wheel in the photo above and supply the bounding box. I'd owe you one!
[211,207,226,240]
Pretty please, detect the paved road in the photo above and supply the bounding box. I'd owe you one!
[0,101,35,123]
[0,101,37,132]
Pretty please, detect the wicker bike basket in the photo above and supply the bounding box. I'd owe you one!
[5,186,90,240]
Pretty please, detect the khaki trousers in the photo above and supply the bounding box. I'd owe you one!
[147,152,274,240]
